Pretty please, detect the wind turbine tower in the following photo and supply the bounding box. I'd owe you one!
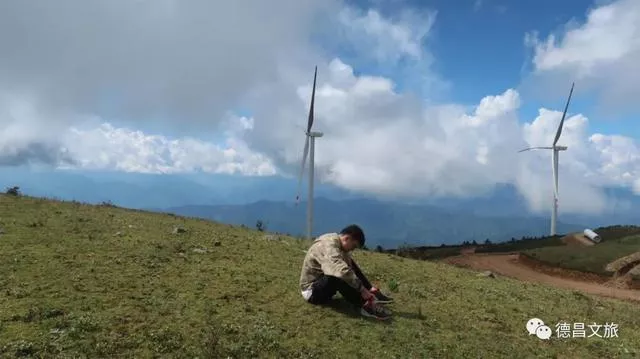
[518,82,575,236]
[295,66,323,241]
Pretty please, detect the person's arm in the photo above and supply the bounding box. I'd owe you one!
[318,245,363,290]
[344,253,375,300]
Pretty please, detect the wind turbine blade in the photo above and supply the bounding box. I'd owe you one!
[553,82,575,146]
[518,146,553,152]
[295,136,310,204]
[306,66,317,133]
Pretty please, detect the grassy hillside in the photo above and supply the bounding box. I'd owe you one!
[389,245,466,260]
[590,225,640,242]
[1,194,640,358]
[475,235,565,253]
[386,235,566,261]
[392,226,640,262]
[492,225,640,255]
[523,234,640,277]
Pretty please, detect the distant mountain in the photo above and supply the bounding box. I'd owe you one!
[412,183,532,217]
[0,167,360,208]
[162,197,588,248]
[2,168,638,243]
[559,187,640,227]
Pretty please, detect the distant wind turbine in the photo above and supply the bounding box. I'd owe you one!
[295,66,323,241]
[518,82,575,236]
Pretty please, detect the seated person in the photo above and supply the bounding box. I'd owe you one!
[299,224,393,320]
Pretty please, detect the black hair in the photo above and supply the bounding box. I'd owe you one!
[340,224,365,247]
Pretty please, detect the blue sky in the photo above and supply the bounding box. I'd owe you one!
[338,0,638,139]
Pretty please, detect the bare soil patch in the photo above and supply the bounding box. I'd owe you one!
[560,233,595,246]
[459,246,476,255]
[442,253,640,302]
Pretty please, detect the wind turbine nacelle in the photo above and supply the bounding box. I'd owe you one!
[583,229,601,243]
[555,146,568,151]
[308,131,324,137]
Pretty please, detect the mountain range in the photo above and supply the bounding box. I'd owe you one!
[2,167,639,248]
[161,197,590,248]
[0,167,357,208]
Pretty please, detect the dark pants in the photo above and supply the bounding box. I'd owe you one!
[307,259,373,308]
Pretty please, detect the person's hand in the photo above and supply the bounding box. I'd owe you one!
[360,286,374,301]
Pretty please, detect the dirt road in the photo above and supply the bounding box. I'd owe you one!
[442,253,640,302]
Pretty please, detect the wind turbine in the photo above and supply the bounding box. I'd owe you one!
[295,66,323,241]
[518,82,575,236]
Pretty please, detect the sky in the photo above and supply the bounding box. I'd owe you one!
[1,0,639,216]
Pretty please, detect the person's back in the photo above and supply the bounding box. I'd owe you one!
[299,232,354,293]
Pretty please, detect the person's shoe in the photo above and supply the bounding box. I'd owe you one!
[370,287,394,304]
[360,300,392,320]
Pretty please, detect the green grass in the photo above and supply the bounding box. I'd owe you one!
[391,245,465,260]
[386,226,640,261]
[592,225,640,242]
[523,235,640,277]
[475,235,566,254]
[389,235,567,260]
[2,194,640,358]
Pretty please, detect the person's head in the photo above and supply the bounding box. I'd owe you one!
[338,224,365,251]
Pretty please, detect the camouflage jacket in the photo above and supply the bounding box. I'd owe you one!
[299,232,362,292]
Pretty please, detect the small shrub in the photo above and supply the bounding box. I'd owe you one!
[5,186,21,196]
[100,201,117,207]
[388,278,399,293]
[256,220,265,232]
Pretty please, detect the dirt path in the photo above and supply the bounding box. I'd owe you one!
[442,253,640,302]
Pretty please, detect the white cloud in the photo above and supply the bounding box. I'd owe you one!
[248,58,640,215]
[0,93,75,166]
[525,0,640,109]
[333,6,448,98]
[1,0,639,217]
[589,133,640,187]
[60,119,276,176]
[337,7,435,62]
[0,0,338,132]
[0,93,276,176]
[517,110,609,214]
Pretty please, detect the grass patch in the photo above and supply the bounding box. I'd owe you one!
[392,245,464,260]
[389,235,567,260]
[475,235,565,253]
[523,235,640,277]
[1,194,640,357]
